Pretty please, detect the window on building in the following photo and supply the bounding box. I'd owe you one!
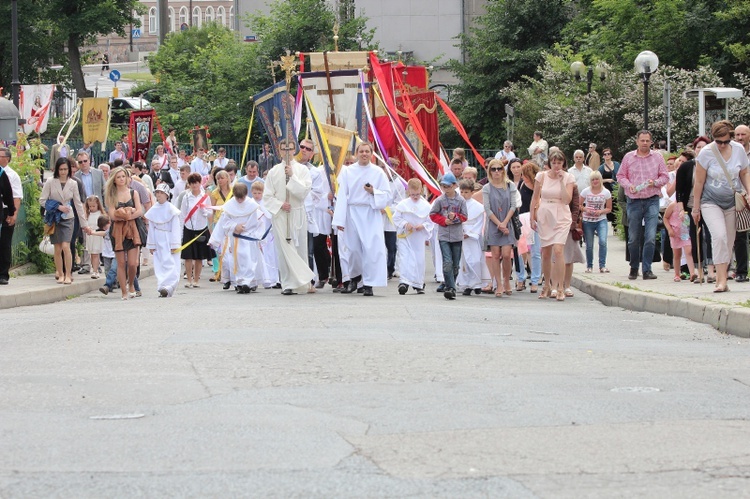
[192,7,201,27]
[168,7,175,32]
[148,7,157,34]
[229,7,234,30]
[179,6,188,28]
[217,6,226,27]
[205,6,214,24]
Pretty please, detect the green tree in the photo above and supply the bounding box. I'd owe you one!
[447,0,575,148]
[147,23,262,144]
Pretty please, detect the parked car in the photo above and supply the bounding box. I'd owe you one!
[110,97,151,125]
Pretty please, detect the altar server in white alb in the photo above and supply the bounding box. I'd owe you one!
[209,183,263,294]
[262,139,315,295]
[144,184,182,297]
[251,181,279,289]
[457,179,486,295]
[392,178,433,295]
[332,141,390,296]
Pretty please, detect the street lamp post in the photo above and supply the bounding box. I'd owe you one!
[635,50,659,131]
[11,0,21,109]
[570,61,606,112]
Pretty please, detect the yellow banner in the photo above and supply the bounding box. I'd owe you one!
[315,123,355,177]
[81,98,110,144]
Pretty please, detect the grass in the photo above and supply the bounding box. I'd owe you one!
[121,72,155,82]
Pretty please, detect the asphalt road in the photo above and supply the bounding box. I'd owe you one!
[1,278,749,498]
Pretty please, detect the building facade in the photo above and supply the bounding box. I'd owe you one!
[97,1,236,63]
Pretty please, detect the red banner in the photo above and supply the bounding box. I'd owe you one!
[129,109,155,163]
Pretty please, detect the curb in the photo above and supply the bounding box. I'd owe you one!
[0,267,154,310]
[572,276,750,339]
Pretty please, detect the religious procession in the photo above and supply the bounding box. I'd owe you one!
[28,46,747,305]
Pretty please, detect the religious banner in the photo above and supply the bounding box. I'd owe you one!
[396,91,440,178]
[19,84,54,135]
[253,81,297,159]
[81,98,110,144]
[313,123,354,177]
[128,109,155,162]
[299,70,367,137]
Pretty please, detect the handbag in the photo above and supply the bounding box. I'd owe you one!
[711,143,750,232]
[38,236,55,256]
[134,217,148,245]
[510,212,523,240]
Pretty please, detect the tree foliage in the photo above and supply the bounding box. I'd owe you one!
[0,0,142,97]
[447,0,574,148]
[499,54,750,160]
[148,24,261,144]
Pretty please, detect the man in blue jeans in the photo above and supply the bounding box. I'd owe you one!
[617,130,670,280]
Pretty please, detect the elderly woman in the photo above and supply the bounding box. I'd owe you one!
[40,157,90,284]
[693,120,750,292]
[482,158,517,296]
[530,150,575,300]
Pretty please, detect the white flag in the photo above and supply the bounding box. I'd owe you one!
[20,85,55,135]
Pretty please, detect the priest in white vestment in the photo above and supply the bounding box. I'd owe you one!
[332,142,390,296]
[262,140,315,294]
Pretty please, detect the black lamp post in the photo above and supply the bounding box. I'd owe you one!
[11,0,21,109]
[571,61,606,112]
[635,51,659,130]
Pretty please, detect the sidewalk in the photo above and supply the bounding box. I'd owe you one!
[2,234,749,337]
[571,230,750,338]
[0,266,153,309]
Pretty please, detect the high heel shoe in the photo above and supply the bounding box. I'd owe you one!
[538,287,550,299]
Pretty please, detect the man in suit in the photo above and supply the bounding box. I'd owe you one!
[149,158,174,189]
[49,135,69,169]
[73,152,101,274]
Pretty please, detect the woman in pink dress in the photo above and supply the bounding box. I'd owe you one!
[530,150,576,300]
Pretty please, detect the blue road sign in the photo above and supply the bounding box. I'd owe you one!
[109,70,121,83]
[132,28,141,39]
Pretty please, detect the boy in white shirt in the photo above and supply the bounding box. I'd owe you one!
[392,178,433,294]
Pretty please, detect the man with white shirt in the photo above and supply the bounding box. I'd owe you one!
[190,148,210,177]
[166,156,180,188]
[0,147,21,285]
[494,140,516,165]
[176,149,189,168]
[527,131,548,167]
[108,141,126,163]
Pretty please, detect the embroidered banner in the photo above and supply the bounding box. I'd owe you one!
[253,81,297,159]
[19,85,55,135]
[81,98,110,144]
[129,109,155,163]
[298,70,367,138]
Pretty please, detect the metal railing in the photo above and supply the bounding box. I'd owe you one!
[11,178,39,267]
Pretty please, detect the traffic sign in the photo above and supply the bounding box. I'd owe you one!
[180,23,189,31]
[132,28,141,39]
[109,70,121,83]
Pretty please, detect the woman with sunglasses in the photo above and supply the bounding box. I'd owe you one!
[692,120,750,292]
[482,159,518,296]
[530,150,576,300]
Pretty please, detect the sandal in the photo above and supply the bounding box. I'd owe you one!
[494,290,504,297]
[713,285,729,293]
[564,288,574,297]
[63,278,72,285]
[550,289,558,299]
[556,288,566,301]
[504,288,513,296]
[538,287,550,299]
[599,267,610,273]
[707,276,716,284]
[516,281,526,292]
[673,276,682,282]
[530,284,538,293]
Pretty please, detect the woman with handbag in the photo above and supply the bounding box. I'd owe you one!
[39,158,90,284]
[481,158,518,297]
[105,166,145,300]
[692,120,750,293]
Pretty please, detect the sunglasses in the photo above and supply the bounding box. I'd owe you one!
[715,139,732,145]
[490,167,504,172]
[299,145,313,152]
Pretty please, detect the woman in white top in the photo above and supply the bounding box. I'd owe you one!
[693,120,750,292]
[180,172,214,288]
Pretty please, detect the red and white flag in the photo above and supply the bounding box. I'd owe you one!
[20,85,55,135]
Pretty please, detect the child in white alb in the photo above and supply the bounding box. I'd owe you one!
[144,184,182,297]
[457,179,486,295]
[392,178,433,294]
